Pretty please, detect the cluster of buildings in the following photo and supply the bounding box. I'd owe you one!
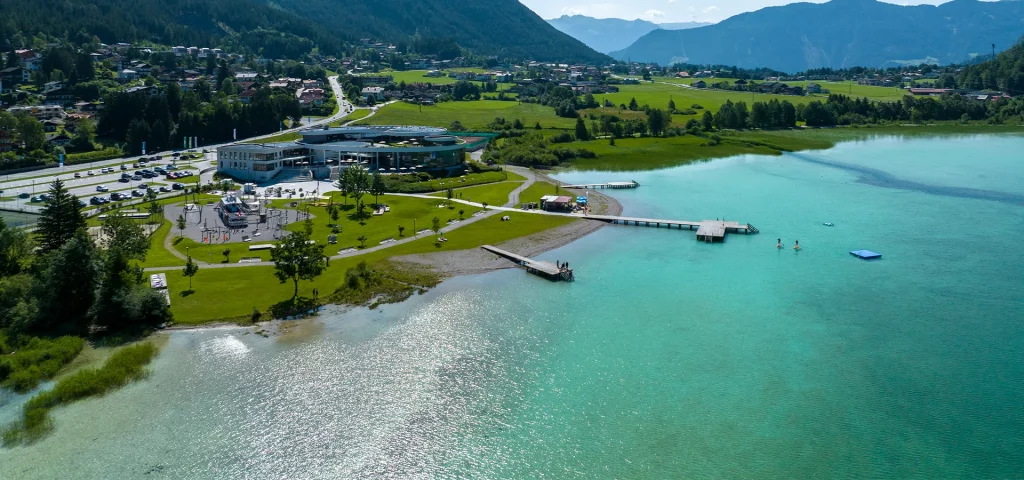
[215,125,472,183]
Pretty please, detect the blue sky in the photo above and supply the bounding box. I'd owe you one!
[522,0,953,23]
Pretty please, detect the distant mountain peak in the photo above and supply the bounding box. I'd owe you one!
[611,0,1024,71]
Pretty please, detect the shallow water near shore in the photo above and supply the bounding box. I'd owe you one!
[2,135,1023,478]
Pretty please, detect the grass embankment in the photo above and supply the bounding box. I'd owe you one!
[358,101,577,131]
[516,181,562,205]
[385,170,522,193]
[3,342,160,446]
[376,69,516,87]
[0,334,86,393]
[243,131,302,144]
[332,108,372,126]
[429,181,523,207]
[166,211,576,324]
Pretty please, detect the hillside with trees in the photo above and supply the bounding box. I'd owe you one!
[268,0,608,63]
[0,0,607,63]
[0,0,345,59]
[612,0,1024,71]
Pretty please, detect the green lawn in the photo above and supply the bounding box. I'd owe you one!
[359,100,577,131]
[655,77,908,102]
[378,69,516,88]
[332,108,372,126]
[429,181,523,207]
[172,193,483,262]
[399,170,523,192]
[140,220,184,268]
[243,131,301,144]
[517,181,562,205]
[165,211,576,324]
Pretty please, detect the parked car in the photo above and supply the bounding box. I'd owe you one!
[172,183,185,190]
[166,165,178,170]
[131,163,139,168]
[30,195,42,202]
[132,175,142,181]
[77,199,87,208]
[87,170,95,176]
[110,192,125,201]
[137,183,149,189]
[18,192,30,199]
[154,167,166,174]
[159,186,172,193]
[118,177,130,183]
[90,196,104,205]
[131,190,144,197]
[73,172,82,178]
[96,185,108,192]
[120,164,128,170]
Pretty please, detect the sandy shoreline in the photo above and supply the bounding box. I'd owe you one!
[391,174,624,277]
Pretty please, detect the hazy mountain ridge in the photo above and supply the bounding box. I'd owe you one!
[610,0,1024,71]
[547,15,710,54]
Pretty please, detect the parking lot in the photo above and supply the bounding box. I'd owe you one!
[0,153,212,212]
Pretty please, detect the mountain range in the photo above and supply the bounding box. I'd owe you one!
[611,0,1024,72]
[0,0,607,63]
[547,15,711,54]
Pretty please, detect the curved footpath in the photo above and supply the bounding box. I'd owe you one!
[145,166,623,274]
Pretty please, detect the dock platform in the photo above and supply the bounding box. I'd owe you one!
[583,215,759,242]
[481,245,574,281]
[561,181,639,190]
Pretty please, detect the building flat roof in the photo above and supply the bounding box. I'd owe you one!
[219,142,300,153]
[300,125,448,138]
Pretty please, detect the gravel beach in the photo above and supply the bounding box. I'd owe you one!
[391,177,623,277]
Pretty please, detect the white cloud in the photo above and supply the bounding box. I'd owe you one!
[560,6,583,15]
[702,5,719,13]
[643,9,667,19]
[668,0,678,3]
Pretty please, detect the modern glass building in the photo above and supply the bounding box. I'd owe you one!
[216,126,469,183]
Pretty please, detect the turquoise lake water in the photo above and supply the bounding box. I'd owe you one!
[2,135,1023,478]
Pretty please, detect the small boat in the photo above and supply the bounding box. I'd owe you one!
[823,222,834,227]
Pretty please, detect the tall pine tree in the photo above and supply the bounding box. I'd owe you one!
[36,179,86,253]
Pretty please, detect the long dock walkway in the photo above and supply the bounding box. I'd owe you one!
[481,245,574,281]
[583,215,759,242]
[561,181,639,189]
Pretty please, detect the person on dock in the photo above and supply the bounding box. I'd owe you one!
[793,240,801,251]
[777,238,783,249]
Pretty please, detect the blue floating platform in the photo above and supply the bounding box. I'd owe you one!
[850,249,882,260]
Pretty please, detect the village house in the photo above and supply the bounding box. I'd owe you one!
[0,127,17,152]
[691,80,707,88]
[806,83,822,94]
[1,66,30,85]
[361,86,385,102]
[7,105,67,120]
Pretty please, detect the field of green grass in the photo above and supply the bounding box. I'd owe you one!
[377,69,516,88]
[516,181,562,205]
[429,180,523,207]
[243,131,301,144]
[332,109,372,126]
[358,100,577,131]
[172,193,484,263]
[165,211,576,324]
[654,77,907,102]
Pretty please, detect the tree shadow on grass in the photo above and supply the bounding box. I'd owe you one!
[269,296,319,319]
[179,289,195,298]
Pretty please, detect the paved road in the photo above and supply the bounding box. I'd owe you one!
[0,76,350,211]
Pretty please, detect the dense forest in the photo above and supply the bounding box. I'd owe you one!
[0,0,606,62]
[0,0,344,59]
[98,84,302,155]
[265,0,608,63]
[949,39,1024,95]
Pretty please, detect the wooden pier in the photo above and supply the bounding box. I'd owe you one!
[583,215,759,242]
[481,245,574,281]
[561,181,639,190]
